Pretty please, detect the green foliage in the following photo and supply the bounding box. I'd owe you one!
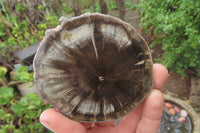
[0,14,37,62]
[38,5,45,11]
[0,67,8,87]
[0,2,59,62]
[45,15,59,28]
[0,67,7,79]
[0,108,7,118]
[83,1,118,13]
[65,6,73,14]
[11,93,47,118]
[0,125,17,133]
[83,3,102,13]
[0,87,14,105]
[0,108,14,125]
[125,2,138,10]
[0,65,51,132]
[14,66,33,83]
[107,2,117,10]
[94,3,101,12]
[194,107,199,112]
[37,23,47,30]
[140,0,200,76]
[0,91,51,132]
[16,3,25,12]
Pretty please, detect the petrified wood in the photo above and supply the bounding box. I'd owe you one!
[33,13,153,122]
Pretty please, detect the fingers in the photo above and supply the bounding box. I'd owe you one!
[134,64,167,133]
[136,89,164,133]
[96,121,115,127]
[117,102,144,132]
[81,122,95,129]
[153,63,168,90]
[40,108,86,133]
[81,121,115,129]
[119,64,168,132]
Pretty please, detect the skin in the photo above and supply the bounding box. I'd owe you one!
[40,63,168,133]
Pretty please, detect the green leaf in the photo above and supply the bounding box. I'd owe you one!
[13,130,21,133]
[14,66,33,83]
[11,93,44,116]
[66,7,73,13]
[16,3,25,12]
[19,97,28,105]
[26,109,41,119]
[0,87,14,105]
[27,105,37,110]
[0,108,13,123]
[0,31,5,37]
[107,2,117,10]
[125,2,138,10]
[25,93,43,106]
[0,67,7,79]
[18,66,29,72]
[37,23,47,30]
[0,108,7,119]
[38,5,45,10]
[11,104,26,115]
[0,125,15,133]
[194,107,199,111]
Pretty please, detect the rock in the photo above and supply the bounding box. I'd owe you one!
[180,109,188,117]
[17,82,36,96]
[169,108,176,115]
[174,106,181,113]
[165,102,173,108]
[177,117,186,123]
[15,42,40,65]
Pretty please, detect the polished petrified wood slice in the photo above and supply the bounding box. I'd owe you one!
[33,13,153,122]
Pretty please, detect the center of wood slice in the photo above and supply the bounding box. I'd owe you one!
[98,76,104,81]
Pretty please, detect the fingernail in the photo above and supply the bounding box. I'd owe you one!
[40,111,50,127]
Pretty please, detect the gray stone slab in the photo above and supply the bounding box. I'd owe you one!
[15,42,40,64]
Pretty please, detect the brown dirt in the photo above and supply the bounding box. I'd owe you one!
[163,72,191,100]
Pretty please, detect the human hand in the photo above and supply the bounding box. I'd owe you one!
[40,64,168,133]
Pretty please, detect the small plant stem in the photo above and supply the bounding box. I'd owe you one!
[18,116,23,128]
[0,61,14,70]
[8,81,23,87]
[24,11,37,30]
[10,120,14,126]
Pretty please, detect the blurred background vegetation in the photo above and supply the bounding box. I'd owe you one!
[0,0,199,132]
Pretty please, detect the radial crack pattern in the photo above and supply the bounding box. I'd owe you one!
[33,13,153,122]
